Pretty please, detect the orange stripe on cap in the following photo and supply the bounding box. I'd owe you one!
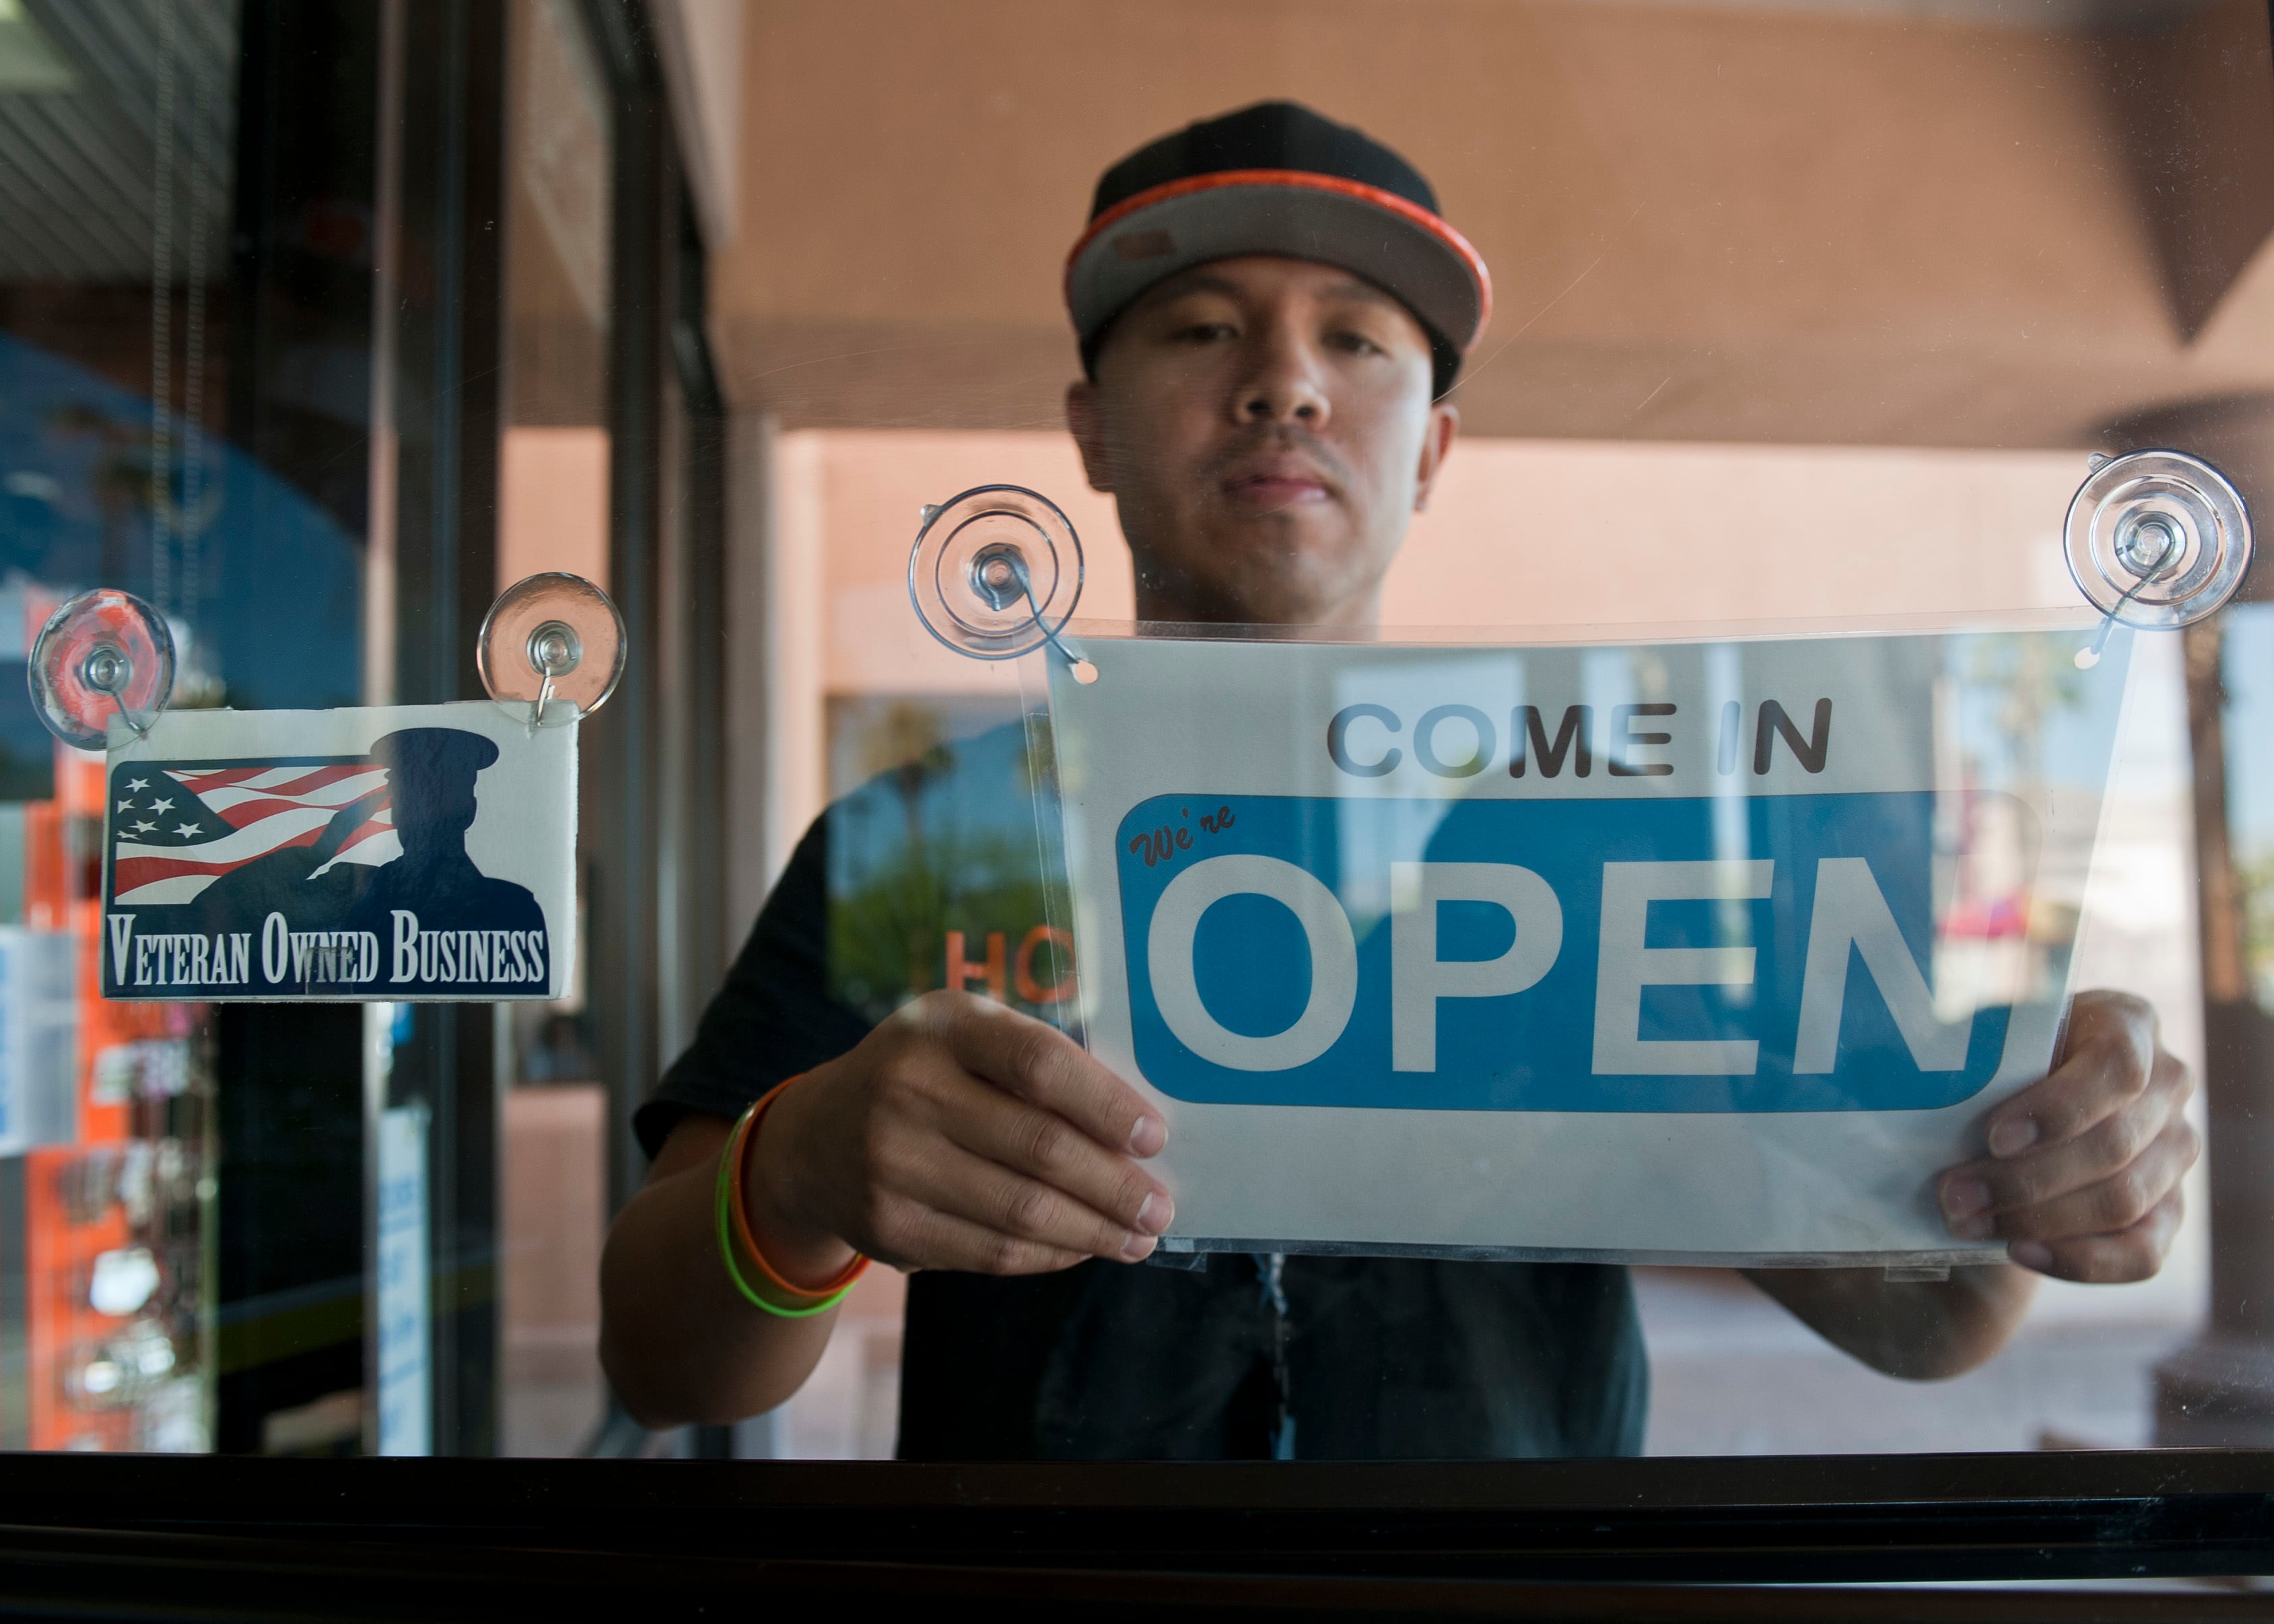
[1064,167,1493,348]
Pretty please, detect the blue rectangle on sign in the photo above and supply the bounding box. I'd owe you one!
[1117,792,2015,1113]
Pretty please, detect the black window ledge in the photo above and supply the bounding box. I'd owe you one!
[0,1450,2268,1618]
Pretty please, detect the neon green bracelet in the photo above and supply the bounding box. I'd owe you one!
[714,1099,858,1319]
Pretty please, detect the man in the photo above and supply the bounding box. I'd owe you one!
[601,103,2197,1457]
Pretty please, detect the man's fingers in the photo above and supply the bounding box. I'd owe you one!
[928,993,1167,1157]
[936,1077,1174,1238]
[1939,1073,2184,1230]
[1979,991,2161,1158]
[862,1194,1092,1276]
[886,1137,1159,1263]
[2007,1189,2185,1285]
[1953,1117,2197,1246]
[782,994,1171,1279]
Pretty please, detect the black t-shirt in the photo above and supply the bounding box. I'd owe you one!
[635,722,1647,1461]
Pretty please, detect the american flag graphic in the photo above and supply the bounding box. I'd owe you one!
[110,762,401,907]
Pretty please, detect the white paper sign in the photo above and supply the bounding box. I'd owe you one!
[1045,627,2131,1265]
[100,702,576,1002]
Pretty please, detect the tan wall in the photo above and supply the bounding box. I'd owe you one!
[498,427,610,592]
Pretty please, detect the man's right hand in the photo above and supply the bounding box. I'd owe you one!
[743,991,1174,1282]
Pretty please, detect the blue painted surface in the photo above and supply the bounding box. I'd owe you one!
[1117,791,2009,1113]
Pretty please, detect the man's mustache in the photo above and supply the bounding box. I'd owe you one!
[1201,426,1351,495]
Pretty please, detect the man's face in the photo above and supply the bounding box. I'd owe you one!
[1066,255,1458,627]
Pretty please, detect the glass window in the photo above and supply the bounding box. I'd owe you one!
[716,0,2259,1469]
[495,0,613,1462]
[0,0,2271,1599]
[0,0,251,1454]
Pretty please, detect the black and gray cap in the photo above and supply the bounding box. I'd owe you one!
[1064,101,1492,396]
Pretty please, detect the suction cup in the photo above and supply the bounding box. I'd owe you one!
[907,485,1084,660]
[28,589,175,750]
[2065,448,2252,632]
[477,573,625,726]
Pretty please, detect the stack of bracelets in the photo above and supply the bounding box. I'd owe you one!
[715,1075,870,1316]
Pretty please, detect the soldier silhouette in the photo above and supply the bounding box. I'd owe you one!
[182,775,380,932]
[341,728,545,940]
[187,728,545,956]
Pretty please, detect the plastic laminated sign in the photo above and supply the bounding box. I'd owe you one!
[1032,620,2135,1267]
[99,701,577,1003]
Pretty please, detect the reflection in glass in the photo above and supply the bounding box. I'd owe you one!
[734,0,2274,1458]
[495,0,613,1460]
[0,0,252,1454]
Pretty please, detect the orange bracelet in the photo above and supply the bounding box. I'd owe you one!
[726,1073,870,1300]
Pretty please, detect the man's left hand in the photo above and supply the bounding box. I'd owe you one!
[1937,989,2197,1283]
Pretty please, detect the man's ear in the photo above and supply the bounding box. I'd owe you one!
[1413,400,1459,514]
[1066,378,1115,494]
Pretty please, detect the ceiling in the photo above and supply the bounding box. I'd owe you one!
[1540,0,2215,31]
[712,0,2274,451]
[0,0,236,283]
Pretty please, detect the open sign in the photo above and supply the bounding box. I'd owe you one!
[1116,791,2024,1115]
[1047,627,2127,1260]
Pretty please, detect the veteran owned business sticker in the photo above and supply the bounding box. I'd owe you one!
[100,702,576,1001]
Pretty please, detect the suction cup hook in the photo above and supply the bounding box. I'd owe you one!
[28,589,175,750]
[477,573,626,727]
[2067,448,2253,668]
[907,485,1094,680]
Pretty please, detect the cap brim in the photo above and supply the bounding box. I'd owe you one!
[1065,170,1492,361]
